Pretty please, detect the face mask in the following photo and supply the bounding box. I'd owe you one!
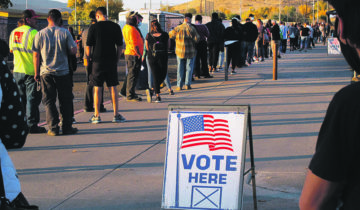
[138,22,142,27]
[340,41,360,72]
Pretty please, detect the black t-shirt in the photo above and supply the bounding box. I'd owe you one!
[309,82,360,209]
[145,32,169,59]
[270,24,281,41]
[86,21,123,63]
[301,27,310,37]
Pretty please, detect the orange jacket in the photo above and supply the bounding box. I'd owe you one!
[123,24,144,56]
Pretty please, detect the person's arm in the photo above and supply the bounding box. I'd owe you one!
[33,51,40,82]
[116,44,123,63]
[299,169,343,210]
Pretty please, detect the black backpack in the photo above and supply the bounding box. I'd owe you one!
[151,34,166,57]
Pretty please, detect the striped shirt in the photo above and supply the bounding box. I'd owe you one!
[169,22,200,59]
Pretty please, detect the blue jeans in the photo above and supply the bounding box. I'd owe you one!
[147,56,172,90]
[13,72,42,128]
[218,51,224,68]
[241,41,255,64]
[176,56,194,88]
[301,36,308,49]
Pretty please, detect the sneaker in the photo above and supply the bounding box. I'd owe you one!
[154,96,161,103]
[62,127,78,135]
[119,92,126,98]
[169,90,175,95]
[176,87,182,91]
[231,70,236,74]
[84,107,94,112]
[90,115,101,124]
[47,129,59,136]
[72,117,77,124]
[184,85,192,90]
[113,114,126,123]
[204,75,213,78]
[146,89,152,103]
[29,126,47,134]
[126,96,142,102]
[100,107,107,113]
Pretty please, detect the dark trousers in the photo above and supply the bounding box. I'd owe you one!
[122,55,141,99]
[281,39,287,53]
[13,73,42,128]
[208,43,220,69]
[226,42,241,70]
[41,74,73,132]
[84,61,104,110]
[195,40,210,77]
[290,38,296,51]
[148,54,168,94]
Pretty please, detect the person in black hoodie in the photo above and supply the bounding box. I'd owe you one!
[206,13,225,73]
[241,15,258,66]
[224,18,242,74]
[270,20,281,58]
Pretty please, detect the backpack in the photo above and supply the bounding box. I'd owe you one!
[151,34,166,57]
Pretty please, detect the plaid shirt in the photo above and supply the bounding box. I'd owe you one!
[169,22,199,59]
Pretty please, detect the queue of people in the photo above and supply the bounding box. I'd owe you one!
[6,8,333,135]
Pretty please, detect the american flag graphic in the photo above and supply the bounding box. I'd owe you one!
[181,114,233,152]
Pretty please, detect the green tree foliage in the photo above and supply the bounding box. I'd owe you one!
[0,0,12,8]
[187,8,197,14]
[67,0,124,25]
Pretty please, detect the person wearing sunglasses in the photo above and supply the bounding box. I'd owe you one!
[300,2,360,209]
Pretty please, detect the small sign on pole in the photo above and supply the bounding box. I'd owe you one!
[327,37,341,55]
[162,104,257,210]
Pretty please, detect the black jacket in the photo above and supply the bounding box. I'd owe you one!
[243,22,258,42]
[205,20,225,44]
[271,24,281,41]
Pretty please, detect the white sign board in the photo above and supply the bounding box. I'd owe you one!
[328,37,342,55]
[162,111,248,210]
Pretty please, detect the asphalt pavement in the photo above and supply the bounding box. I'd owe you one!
[8,44,352,210]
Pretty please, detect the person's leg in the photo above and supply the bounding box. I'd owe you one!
[247,42,255,64]
[84,62,93,110]
[185,57,194,87]
[109,86,118,115]
[56,74,74,131]
[208,43,214,71]
[13,73,27,115]
[213,44,220,70]
[194,46,201,77]
[199,42,210,76]
[125,55,141,99]
[146,56,154,90]
[24,74,42,129]
[93,86,103,117]
[41,74,59,133]
[176,56,185,88]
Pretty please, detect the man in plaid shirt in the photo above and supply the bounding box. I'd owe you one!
[169,13,200,90]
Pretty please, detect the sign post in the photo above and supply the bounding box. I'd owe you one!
[162,104,257,210]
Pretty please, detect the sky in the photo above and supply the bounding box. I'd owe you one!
[55,0,188,10]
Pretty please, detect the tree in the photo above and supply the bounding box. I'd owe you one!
[187,8,197,15]
[0,0,12,8]
[67,0,124,25]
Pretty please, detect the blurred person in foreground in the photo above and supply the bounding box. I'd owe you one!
[299,1,360,209]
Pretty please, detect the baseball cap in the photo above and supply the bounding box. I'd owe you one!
[22,9,40,19]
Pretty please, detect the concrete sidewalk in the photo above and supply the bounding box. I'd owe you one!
[8,45,352,209]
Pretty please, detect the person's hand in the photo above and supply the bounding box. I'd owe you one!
[34,74,40,82]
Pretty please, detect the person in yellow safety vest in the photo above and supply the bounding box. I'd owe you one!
[9,9,47,134]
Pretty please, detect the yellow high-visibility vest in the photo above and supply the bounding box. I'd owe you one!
[9,25,38,75]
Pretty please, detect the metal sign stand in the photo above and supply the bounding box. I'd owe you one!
[167,104,257,210]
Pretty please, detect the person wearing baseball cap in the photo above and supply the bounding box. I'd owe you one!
[9,9,46,134]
